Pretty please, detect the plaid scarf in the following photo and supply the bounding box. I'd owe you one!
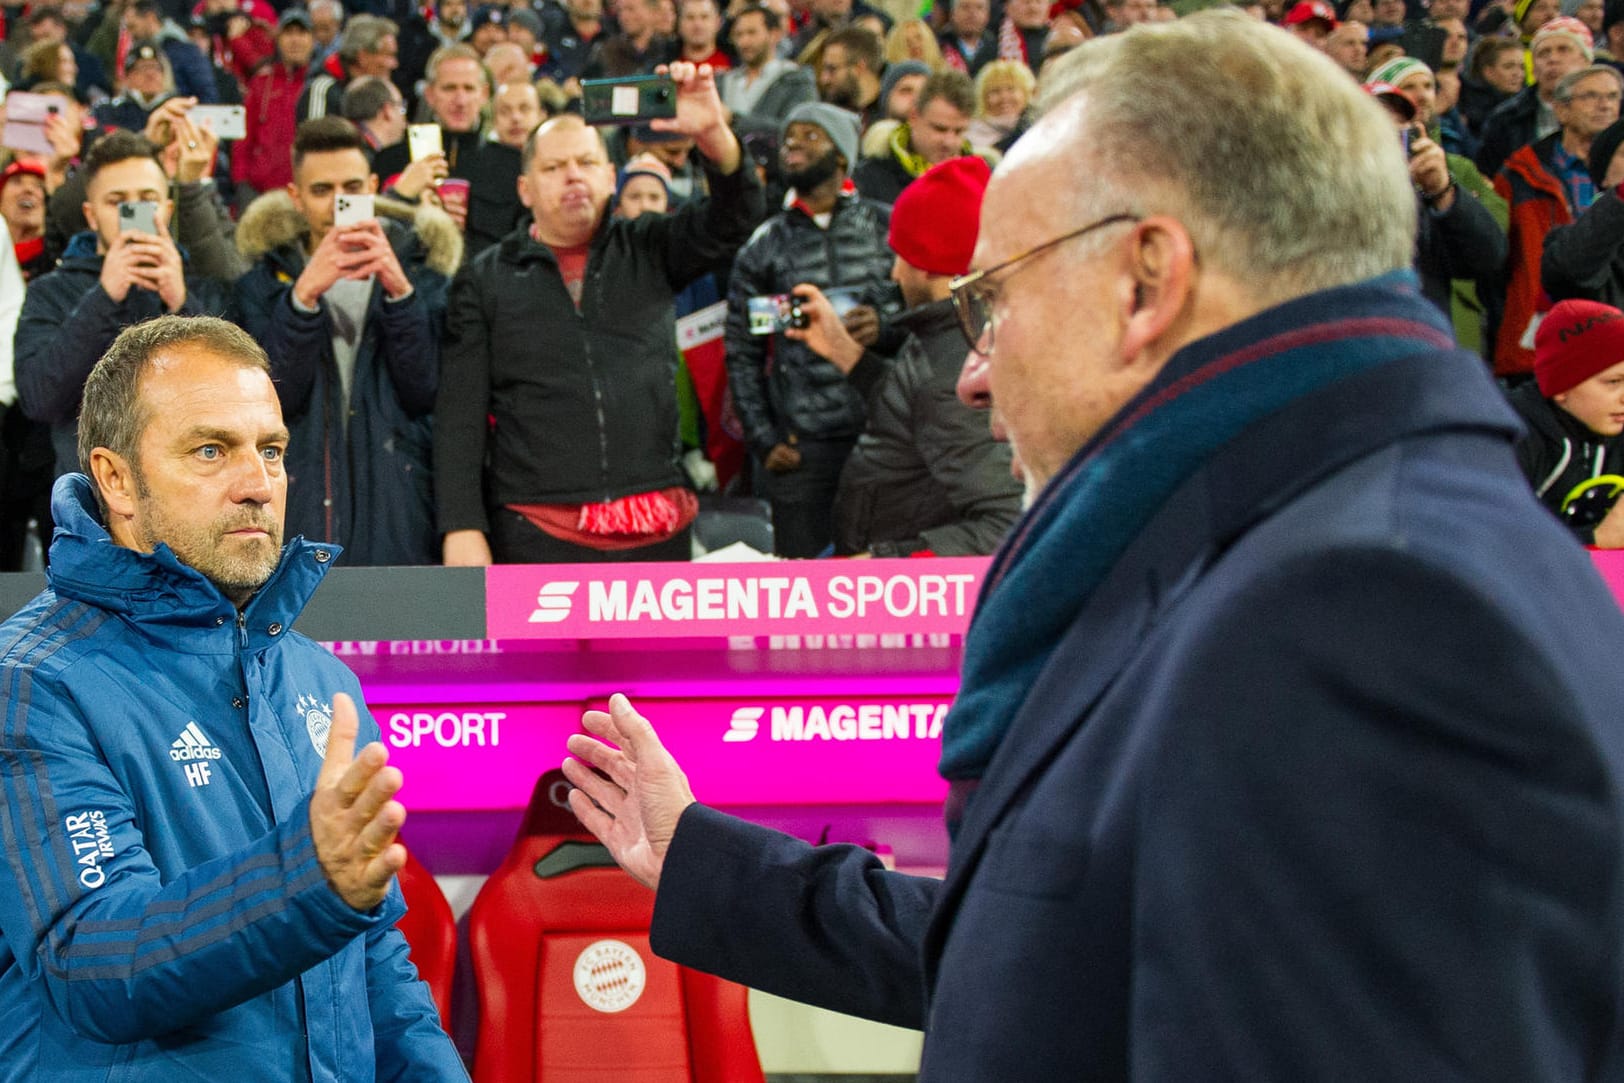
[938,273,1457,832]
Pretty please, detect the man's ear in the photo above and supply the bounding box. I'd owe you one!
[1118,215,1197,364]
[88,447,139,528]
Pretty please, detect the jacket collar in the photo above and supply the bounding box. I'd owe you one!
[784,179,858,218]
[894,296,958,336]
[45,474,340,650]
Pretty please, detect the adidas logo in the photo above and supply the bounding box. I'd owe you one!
[169,722,223,763]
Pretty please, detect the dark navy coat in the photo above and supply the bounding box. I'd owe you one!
[650,314,1624,1080]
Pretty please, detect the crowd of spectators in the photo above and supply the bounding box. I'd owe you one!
[0,0,1621,569]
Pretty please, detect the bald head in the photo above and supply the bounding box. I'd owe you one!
[522,113,608,169]
[519,114,617,245]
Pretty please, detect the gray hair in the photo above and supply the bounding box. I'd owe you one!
[338,14,397,61]
[1034,11,1415,303]
[79,318,271,506]
[1552,64,1624,102]
[341,74,399,121]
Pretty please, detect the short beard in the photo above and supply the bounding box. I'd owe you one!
[822,78,859,110]
[784,147,842,193]
[132,465,283,605]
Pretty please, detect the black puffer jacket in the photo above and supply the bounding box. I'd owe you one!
[832,299,1022,556]
[725,190,894,456]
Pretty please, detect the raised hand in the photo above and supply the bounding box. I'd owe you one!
[651,61,741,173]
[309,692,406,911]
[562,694,696,890]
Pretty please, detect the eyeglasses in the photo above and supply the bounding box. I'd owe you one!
[1565,90,1623,104]
[949,213,1139,352]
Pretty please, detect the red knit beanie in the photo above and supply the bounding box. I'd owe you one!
[1535,299,1624,397]
[888,156,991,277]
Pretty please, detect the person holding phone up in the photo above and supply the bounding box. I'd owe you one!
[436,61,764,565]
[14,129,232,481]
[234,116,459,567]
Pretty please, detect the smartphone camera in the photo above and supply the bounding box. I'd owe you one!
[117,200,157,234]
[746,293,809,335]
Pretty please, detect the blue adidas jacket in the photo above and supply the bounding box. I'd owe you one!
[0,476,466,1082]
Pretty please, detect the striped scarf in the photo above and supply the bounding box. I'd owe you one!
[938,272,1456,831]
[996,15,1028,62]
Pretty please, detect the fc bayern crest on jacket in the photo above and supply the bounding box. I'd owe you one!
[297,694,333,754]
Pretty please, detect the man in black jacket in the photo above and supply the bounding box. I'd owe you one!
[436,61,764,565]
[725,101,894,556]
[787,156,1021,557]
[1542,115,1624,308]
[852,70,978,206]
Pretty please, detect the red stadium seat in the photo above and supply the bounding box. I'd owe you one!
[396,844,457,1029]
[468,770,765,1083]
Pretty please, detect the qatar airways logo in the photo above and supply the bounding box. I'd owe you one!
[725,703,948,743]
[527,573,976,624]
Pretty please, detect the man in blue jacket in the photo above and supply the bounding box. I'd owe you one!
[564,13,1624,1080]
[0,316,466,1081]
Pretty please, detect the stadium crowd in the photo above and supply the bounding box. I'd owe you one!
[0,0,1621,567]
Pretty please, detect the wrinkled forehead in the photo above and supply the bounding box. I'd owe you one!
[531,120,611,162]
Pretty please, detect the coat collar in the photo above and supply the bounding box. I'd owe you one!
[920,339,1521,993]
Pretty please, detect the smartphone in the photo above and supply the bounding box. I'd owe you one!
[580,75,677,126]
[188,104,246,140]
[2,91,63,155]
[117,200,158,235]
[333,193,375,227]
[407,123,443,162]
[746,293,807,335]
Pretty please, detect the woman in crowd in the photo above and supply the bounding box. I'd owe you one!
[965,58,1034,151]
[885,18,944,69]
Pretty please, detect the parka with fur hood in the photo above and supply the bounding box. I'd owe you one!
[232,192,462,566]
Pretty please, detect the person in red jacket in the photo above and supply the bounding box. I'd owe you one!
[1493,62,1622,376]
[233,9,317,209]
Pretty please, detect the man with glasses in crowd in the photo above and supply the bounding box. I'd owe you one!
[563,13,1624,1079]
[815,26,884,128]
[1494,62,1623,375]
